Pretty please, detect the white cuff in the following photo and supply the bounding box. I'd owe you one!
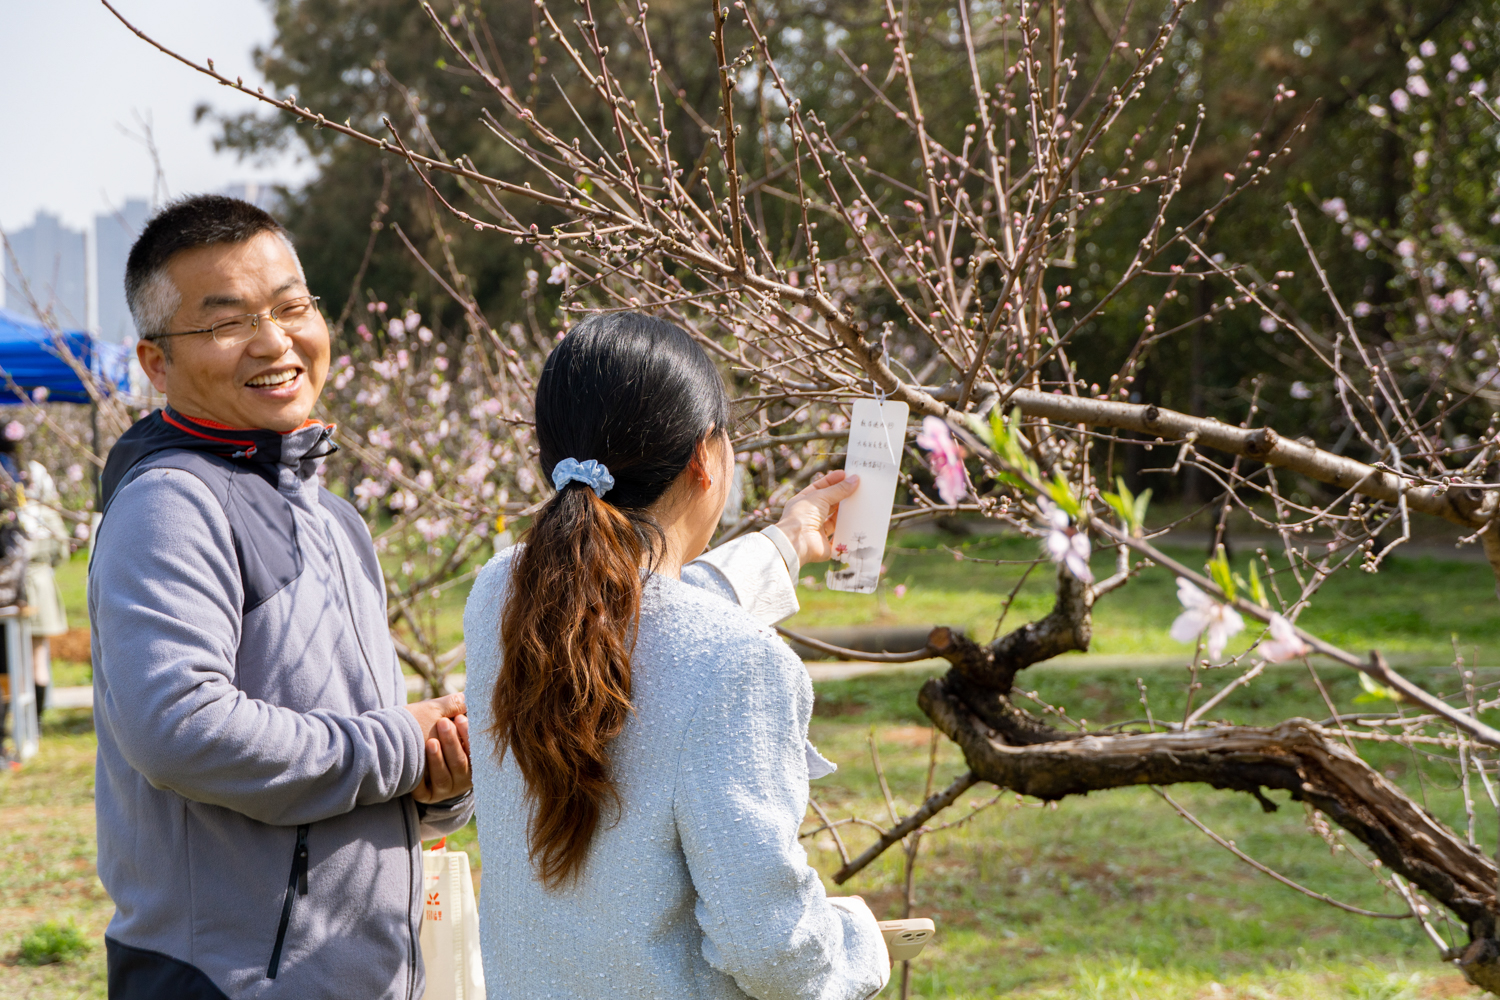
[804,739,837,779]
[826,896,892,989]
[689,531,800,625]
[759,524,800,581]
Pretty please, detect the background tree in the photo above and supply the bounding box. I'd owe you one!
[214,0,1499,501]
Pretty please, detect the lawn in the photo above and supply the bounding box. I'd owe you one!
[4,662,1490,998]
[389,528,1500,670]
[0,710,109,999]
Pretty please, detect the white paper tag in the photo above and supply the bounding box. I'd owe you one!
[826,398,909,594]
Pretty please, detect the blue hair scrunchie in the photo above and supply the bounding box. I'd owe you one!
[551,457,615,498]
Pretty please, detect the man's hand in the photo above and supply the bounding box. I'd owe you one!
[413,714,472,803]
[774,470,860,568]
[404,693,473,802]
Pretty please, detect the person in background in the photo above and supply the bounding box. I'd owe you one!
[466,312,889,1000]
[0,433,19,482]
[20,461,69,716]
[0,474,29,764]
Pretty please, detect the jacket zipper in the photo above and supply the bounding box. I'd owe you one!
[403,802,417,1000]
[267,824,310,979]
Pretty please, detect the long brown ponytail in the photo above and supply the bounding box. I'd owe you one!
[493,312,729,888]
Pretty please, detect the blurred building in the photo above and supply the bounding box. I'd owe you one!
[94,199,151,345]
[3,212,88,329]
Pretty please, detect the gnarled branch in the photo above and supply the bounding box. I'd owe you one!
[922,679,1497,933]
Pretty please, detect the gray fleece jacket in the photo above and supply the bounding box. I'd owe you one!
[90,409,473,1000]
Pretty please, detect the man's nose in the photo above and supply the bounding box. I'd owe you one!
[244,313,296,356]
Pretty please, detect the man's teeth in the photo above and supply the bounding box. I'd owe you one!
[247,370,298,388]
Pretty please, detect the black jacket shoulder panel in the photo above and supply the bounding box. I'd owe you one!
[121,449,302,615]
[111,447,233,509]
[225,465,302,614]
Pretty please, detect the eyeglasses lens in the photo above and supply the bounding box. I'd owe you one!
[210,297,317,346]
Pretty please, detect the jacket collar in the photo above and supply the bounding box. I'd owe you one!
[101,407,337,512]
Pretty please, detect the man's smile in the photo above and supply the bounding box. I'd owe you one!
[245,368,302,389]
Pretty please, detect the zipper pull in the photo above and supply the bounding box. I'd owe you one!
[296,825,310,895]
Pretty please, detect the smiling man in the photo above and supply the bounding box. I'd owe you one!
[90,195,475,1000]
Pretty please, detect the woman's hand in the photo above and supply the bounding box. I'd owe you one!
[773,470,860,568]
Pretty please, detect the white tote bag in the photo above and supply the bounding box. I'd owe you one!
[420,841,486,1000]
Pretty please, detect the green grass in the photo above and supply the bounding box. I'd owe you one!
[51,527,1499,688]
[53,550,86,622]
[376,529,1500,680]
[45,551,91,688]
[17,919,91,966]
[0,710,109,998]
[48,660,91,689]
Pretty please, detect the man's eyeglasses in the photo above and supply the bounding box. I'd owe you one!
[146,295,322,347]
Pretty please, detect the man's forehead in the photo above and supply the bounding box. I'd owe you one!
[199,276,306,310]
[164,232,306,310]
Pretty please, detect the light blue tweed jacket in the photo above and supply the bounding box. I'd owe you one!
[464,535,890,1000]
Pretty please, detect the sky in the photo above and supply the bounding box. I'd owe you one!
[0,0,313,234]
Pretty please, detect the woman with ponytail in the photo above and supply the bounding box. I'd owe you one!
[465,312,890,999]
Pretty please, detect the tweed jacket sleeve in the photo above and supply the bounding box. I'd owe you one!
[673,640,890,1000]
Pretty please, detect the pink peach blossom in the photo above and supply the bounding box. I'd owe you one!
[916,416,967,504]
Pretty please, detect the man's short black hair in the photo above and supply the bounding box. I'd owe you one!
[125,194,296,341]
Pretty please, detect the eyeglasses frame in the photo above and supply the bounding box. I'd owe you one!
[144,295,324,346]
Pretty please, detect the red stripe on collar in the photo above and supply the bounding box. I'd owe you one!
[179,414,249,431]
[161,411,258,449]
[165,412,331,438]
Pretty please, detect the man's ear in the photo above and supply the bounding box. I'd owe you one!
[136,339,170,394]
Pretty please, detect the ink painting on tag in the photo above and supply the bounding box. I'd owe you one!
[826,398,909,594]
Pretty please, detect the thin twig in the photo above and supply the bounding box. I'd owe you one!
[1154,788,1409,919]
[775,625,934,663]
[833,772,979,884]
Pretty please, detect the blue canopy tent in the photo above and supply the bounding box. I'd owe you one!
[0,310,129,764]
[0,309,131,404]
